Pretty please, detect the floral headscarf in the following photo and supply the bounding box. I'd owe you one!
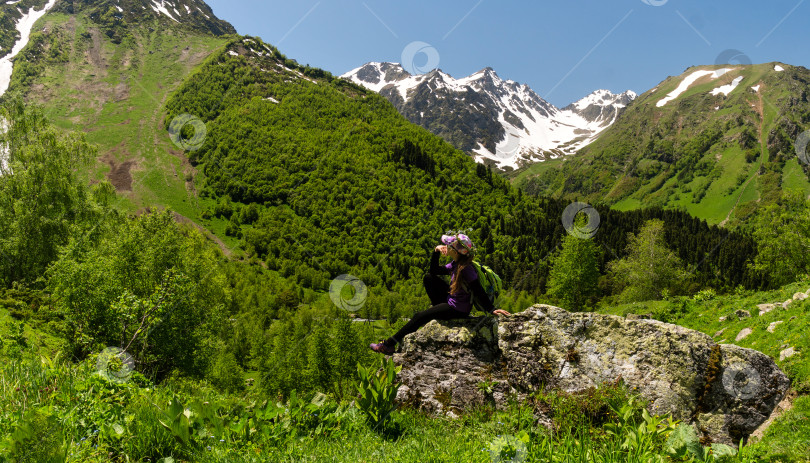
[441,233,474,256]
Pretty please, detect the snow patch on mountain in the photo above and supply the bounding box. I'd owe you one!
[656,68,735,107]
[0,118,8,176]
[151,0,179,22]
[774,64,784,72]
[710,75,744,96]
[0,0,57,97]
[342,62,635,169]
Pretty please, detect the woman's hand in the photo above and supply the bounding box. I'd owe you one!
[492,309,511,316]
[435,245,448,256]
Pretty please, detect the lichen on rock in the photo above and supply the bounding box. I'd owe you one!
[392,304,790,446]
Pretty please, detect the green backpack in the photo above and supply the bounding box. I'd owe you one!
[465,261,503,312]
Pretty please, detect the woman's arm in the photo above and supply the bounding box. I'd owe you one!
[430,248,451,276]
[464,266,510,316]
[468,276,496,313]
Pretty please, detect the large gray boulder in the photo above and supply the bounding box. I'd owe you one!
[393,304,790,446]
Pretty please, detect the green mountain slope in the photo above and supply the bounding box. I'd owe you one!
[5,1,772,301]
[161,35,767,299]
[4,0,232,228]
[3,6,809,461]
[516,63,810,226]
[53,0,235,41]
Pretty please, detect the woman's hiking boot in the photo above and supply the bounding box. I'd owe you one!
[369,340,395,355]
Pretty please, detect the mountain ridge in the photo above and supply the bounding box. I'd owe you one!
[342,62,636,170]
[515,61,810,225]
[52,0,235,41]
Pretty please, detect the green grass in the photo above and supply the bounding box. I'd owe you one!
[782,158,810,193]
[610,145,764,225]
[753,395,810,461]
[529,63,810,224]
[23,13,228,226]
[507,157,564,189]
[0,343,747,463]
[4,276,809,461]
[610,197,642,211]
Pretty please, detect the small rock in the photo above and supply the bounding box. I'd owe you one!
[793,292,808,301]
[779,347,796,361]
[713,328,726,338]
[719,316,727,322]
[757,303,776,315]
[790,316,797,321]
[735,328,753,341]
[782,300,792,309]
[735,309,751,319]
[767,321,783,333]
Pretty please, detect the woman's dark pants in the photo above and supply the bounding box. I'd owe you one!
[385,273,468,346]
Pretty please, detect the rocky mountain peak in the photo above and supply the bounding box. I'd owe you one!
[342,62,636,169]
[563,89,638,127]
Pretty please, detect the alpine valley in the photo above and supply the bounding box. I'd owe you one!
[0,1,809,462]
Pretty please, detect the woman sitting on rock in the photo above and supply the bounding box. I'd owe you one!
[370,233,511,355]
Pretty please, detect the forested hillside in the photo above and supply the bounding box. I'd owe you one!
[1,1,809,459]
[2,95,806,463]
[164,36,768,317]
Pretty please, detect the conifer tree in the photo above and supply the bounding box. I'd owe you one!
[607,219,689,302]
[306,323,333,394]
[547,233,600,311]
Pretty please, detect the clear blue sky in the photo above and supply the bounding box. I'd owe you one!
[205,0,808,108]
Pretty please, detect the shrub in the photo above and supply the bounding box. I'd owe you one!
[208,348,245,393]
